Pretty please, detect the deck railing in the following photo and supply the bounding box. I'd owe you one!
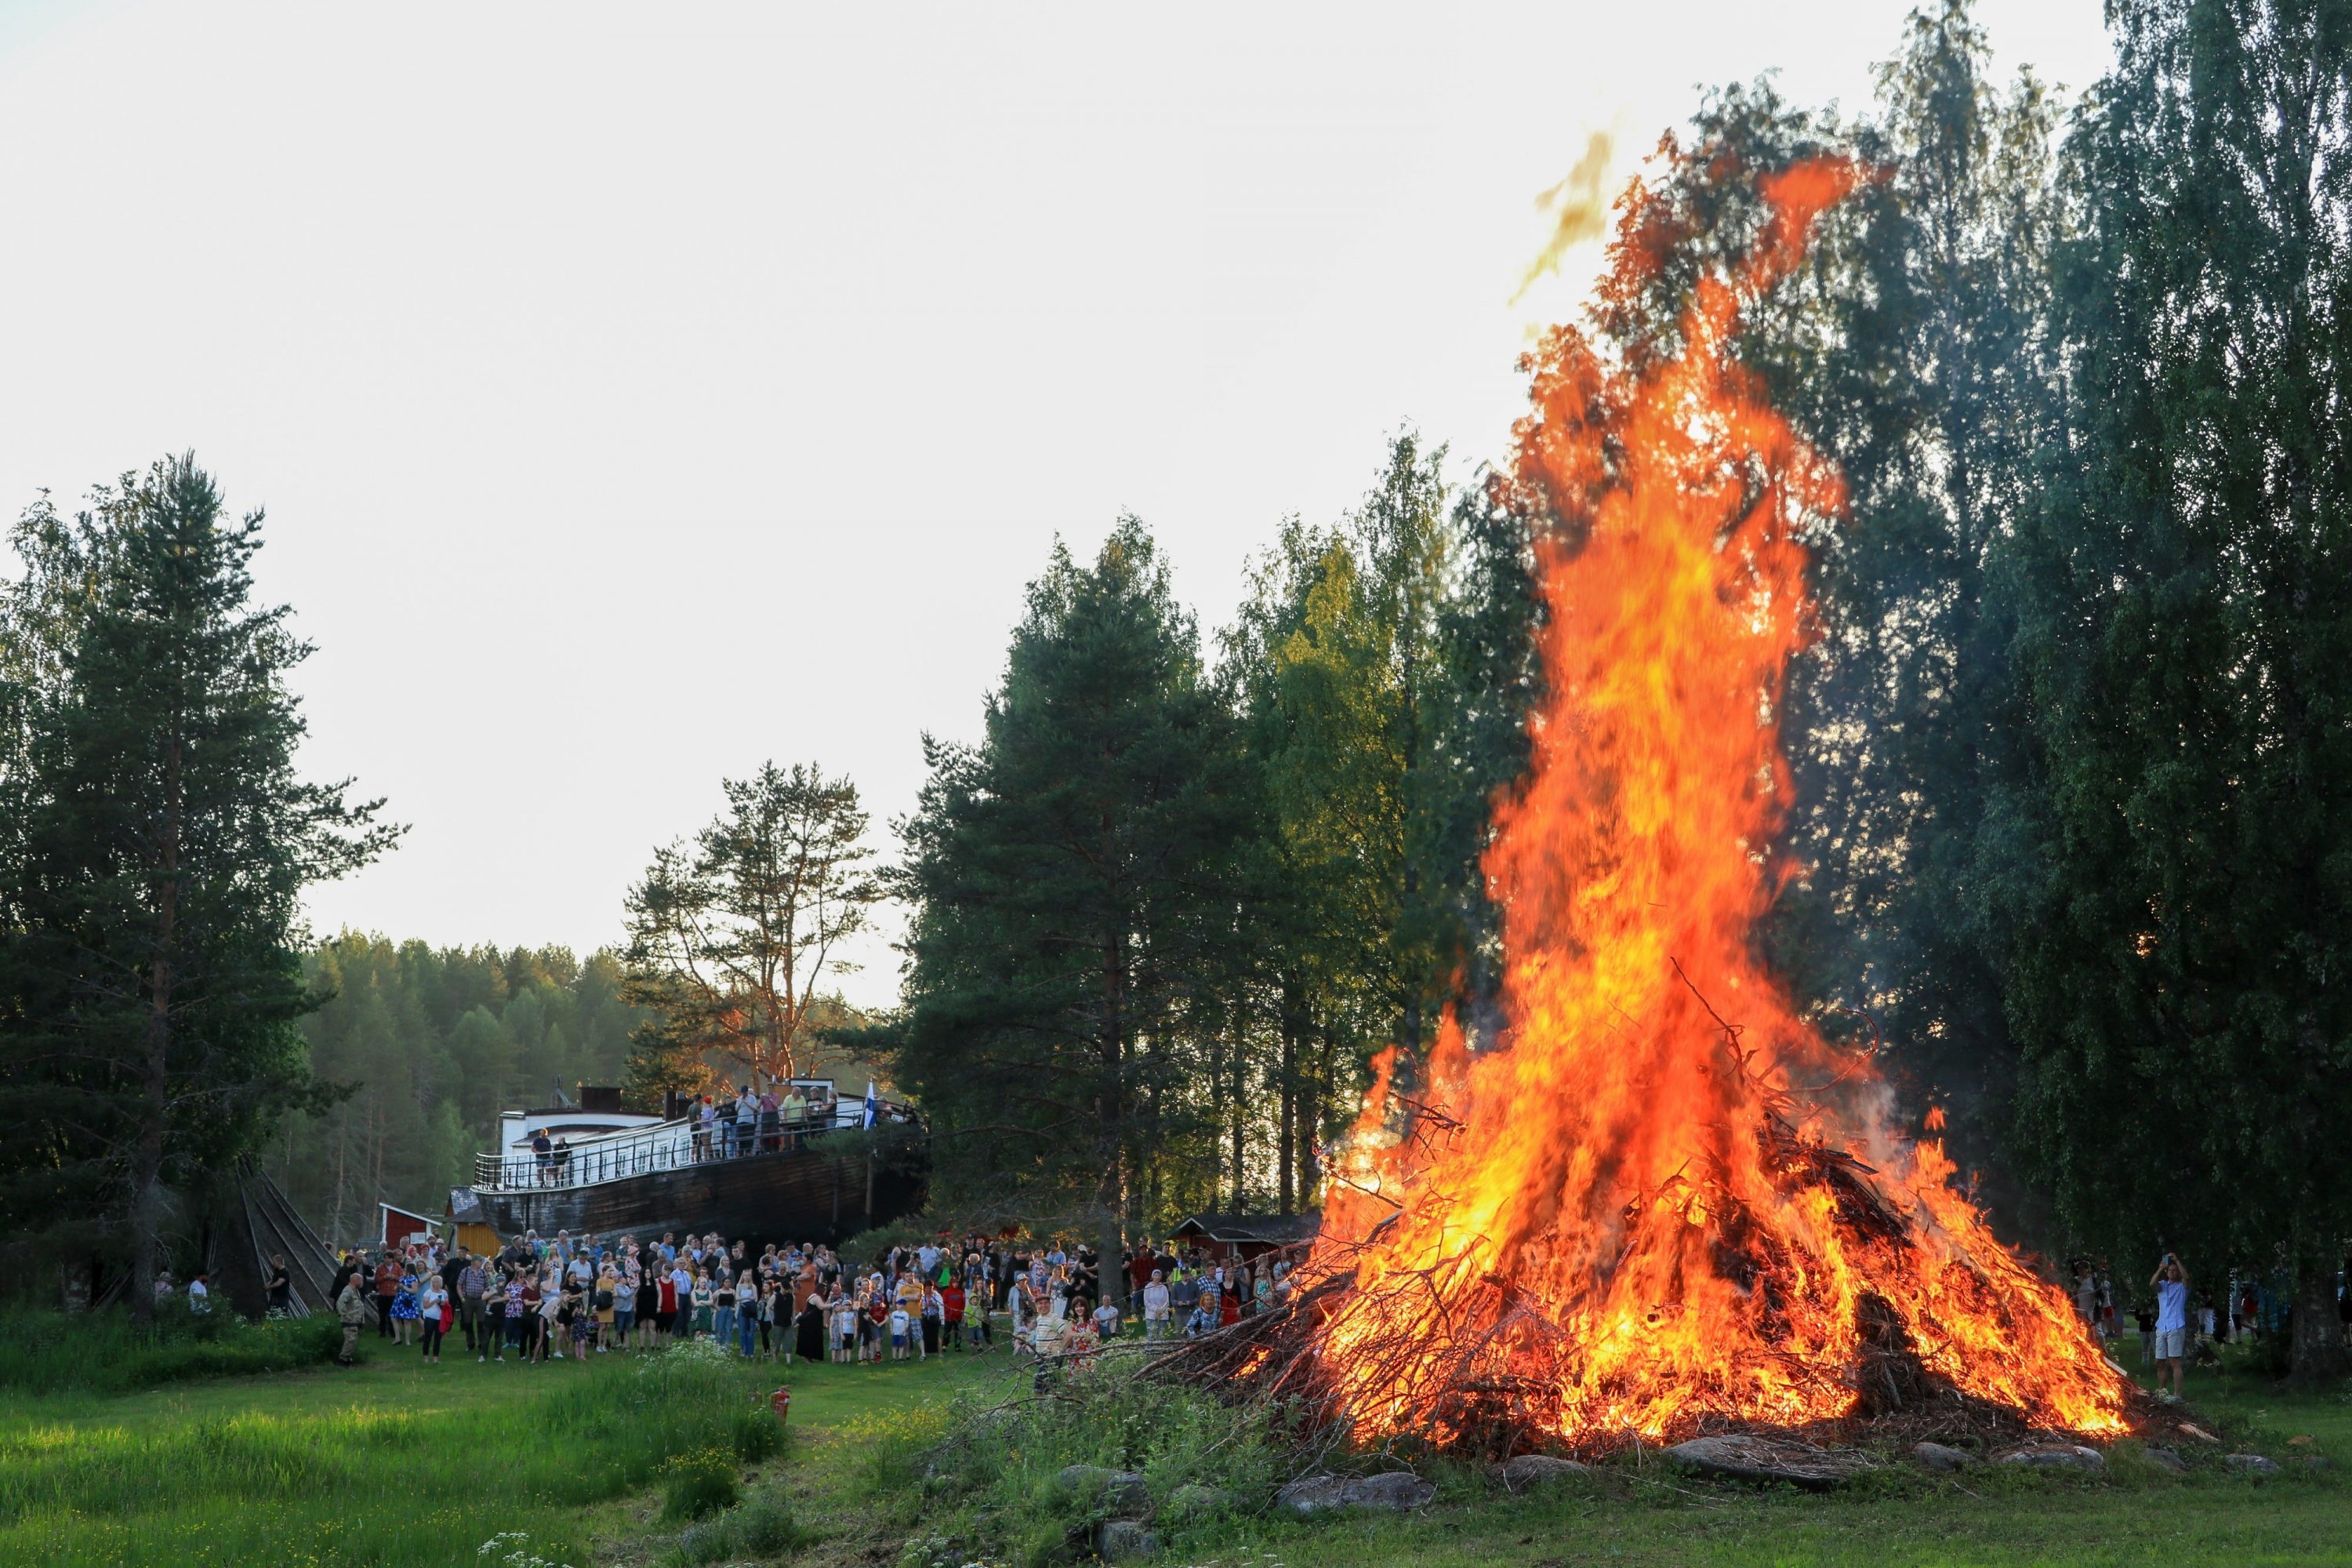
[471,1101,915,1190]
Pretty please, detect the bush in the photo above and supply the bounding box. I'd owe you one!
[673,1492,805,1564]
[0,1307,342,1395]
[899,1363,1285,1563]
[731,1403,786,1462]
[660,1447,742,1522]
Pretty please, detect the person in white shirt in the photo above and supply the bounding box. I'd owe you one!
[1142,1270,1171,1340]
[1093,1299,1121,1340]
[187,1274,209,1313]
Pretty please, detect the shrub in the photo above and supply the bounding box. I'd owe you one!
[660,1447,742,1522]
[731,1403,786,1462]
[673,1492,804,1564]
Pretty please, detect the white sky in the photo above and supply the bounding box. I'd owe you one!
[0,2,2113,1009]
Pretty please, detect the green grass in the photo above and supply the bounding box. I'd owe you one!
[5,1320,2344,1568]
[873,1338,2352,1568]
[0,1306,342,1394]
[0,1330,991,1568]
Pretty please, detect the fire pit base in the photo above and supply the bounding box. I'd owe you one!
[1663,1436,1875,1490]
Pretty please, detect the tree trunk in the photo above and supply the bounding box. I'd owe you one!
[1277,976,1301,1215]
[2289,1263,2348,1383]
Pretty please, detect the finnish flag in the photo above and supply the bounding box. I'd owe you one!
[862,1080,877,1129]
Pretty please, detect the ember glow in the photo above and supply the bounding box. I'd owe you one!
[1305,158,2126,1449]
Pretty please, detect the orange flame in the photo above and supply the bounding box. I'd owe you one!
[1304,157,2124,1447]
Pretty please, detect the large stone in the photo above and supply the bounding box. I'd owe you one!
[1911,1441,1977,1474]
[1095,1520,1161,1560]
[2143,1446,2189,1475]
[1058,1465,1151,1518]
[1997,1445,2106,1473]
[1497,1454,1592,1490]
[1274,1471,1437,1516]
[2224,1454,2281,1477]
[1664,1436,1871,1491]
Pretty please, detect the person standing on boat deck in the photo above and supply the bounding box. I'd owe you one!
[757,1085,780,1152]
[733,1086,757,1156]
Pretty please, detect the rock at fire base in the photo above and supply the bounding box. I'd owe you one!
[2143,1446,2189,1475]
[1664,1436,1871,1491]
[1496,1454,1593,1490]
[1911,1442,1977,1474]
[1057,1465,1152,1518]
[2225,1454,2281,1477]
[1274,1471,1438,1516]
[1997,1445,2106,1473]
[1160,1483,1231,1519]
[1094,1520,1161,1560]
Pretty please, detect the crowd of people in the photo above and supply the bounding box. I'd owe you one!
[316,1228,1301,1371]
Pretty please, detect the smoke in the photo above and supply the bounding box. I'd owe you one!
[1509,130,1617,306]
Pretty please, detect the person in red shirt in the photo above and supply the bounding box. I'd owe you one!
[1126,1248,1154,1320]
[657,1269,680,1345]
[941,1280,967,1350]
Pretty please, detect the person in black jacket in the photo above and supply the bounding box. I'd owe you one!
[265,1255,293,1315]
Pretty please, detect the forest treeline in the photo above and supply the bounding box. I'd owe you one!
[262,938,650,1241]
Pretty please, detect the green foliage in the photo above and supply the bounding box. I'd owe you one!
[0,456,398,1308]
[0,1307,341,1396]
[902,1366,1285,1564]
[265,936,653,1240]
[624,760,882,1094]
[1991,0,2352,1375]
[673,1491,805,1564]
[659,1447,742,1522]
[881,518,1261,1247]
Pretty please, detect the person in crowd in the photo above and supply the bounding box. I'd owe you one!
[459,1252,489,1356]
[186,1272,211,1314]
[691,1266,715,1340]
[499,1268,526,1363]
[335,1269,367,1367]
[736,1272,759,1356]
[1142,1269,1171,1341]
[865,1290,891,1364]
[2151,1253,2192,1400]
[920,1279,944,1359]
[593,1263,619,1352]
[888,1298,912,1361]
[793,1288,826,1366]
[940,1275,966,1352]
[389,1266,419,1347]
[735,1085,758,1157]
[714,1269,740,1347]
[634,1264,661,1350]
[419,1272,448,1364]
[2133,1301,2157,1367]
[265,1254,292,1316]
[1093,1294,1121,1342]
[964,1272,991,1351]
[374,1251,401,1338]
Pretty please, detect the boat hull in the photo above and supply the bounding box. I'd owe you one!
[466,1132,925,1248]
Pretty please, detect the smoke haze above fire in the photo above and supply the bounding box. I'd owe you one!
[0,1,2110,1004]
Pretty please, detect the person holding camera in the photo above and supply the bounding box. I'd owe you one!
[2149,1252,2192,1399]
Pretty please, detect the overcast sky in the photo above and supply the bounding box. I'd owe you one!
[0,2,2113,1008]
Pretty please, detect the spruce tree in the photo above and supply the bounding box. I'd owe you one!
[884,519,1258,1256]
[0,456,397,1316]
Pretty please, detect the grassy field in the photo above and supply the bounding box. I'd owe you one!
[0,1331,993,1568]
[3,1328,2344,1568]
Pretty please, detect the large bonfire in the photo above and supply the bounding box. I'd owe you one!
[1182,158,2129,1454]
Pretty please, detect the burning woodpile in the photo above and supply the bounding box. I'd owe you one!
[1152,156,2137,1461]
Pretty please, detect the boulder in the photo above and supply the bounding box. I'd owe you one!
[2296,1456,2332,1475]
[1497,1454,1592,1490]
[1094,1520,1160,1560]
[1997,1445,2106,1473]
[1274,1471,1437,1516]
[2224,1454,2281,1477]
[1663,1436,1871,1491]
[1911,1441,1977,1474]
[2143,1446,2188,1475]
[1058,1465,1151,1519]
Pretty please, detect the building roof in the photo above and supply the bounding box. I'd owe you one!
[1170,1211,1320,1244]
[378,1200,434,1225]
